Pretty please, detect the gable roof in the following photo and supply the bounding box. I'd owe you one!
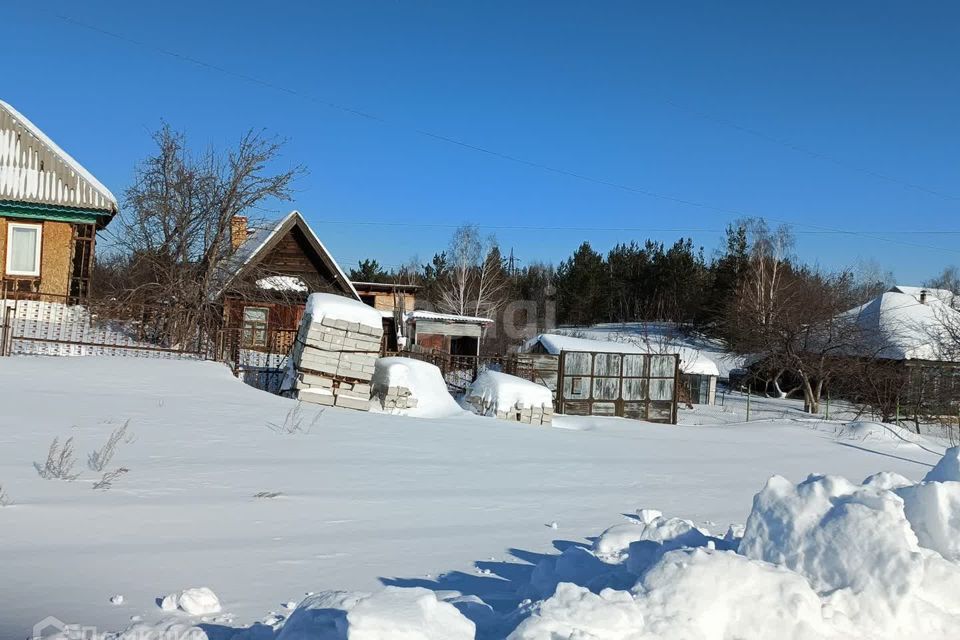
[840,285,960,361]
[0,100,118,215]
[213,210,359,301]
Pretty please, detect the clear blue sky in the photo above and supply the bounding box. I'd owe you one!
[6,1,959,283]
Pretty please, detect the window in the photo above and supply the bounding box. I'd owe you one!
[242,307,269,348]
[5,223,42,277]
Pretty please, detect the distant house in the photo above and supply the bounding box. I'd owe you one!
[837,285,960,413]
[0,100,117,302]
[213,211,359,352]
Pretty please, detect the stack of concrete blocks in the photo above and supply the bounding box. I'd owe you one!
[291,312,383,411]
[372,382,420,411]
[465,394,554,425]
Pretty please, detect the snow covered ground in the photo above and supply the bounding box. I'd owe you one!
[0,357,952,639]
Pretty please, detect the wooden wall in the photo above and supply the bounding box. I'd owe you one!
[0,217,74,298]
[254,226,344,292]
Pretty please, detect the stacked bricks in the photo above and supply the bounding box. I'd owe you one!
[290,314,383,411]
[464,395,554,426]
[371,383,419,411]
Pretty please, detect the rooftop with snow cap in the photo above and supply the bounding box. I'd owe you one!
[840,284,960,361]
[523,333,720,377]
[405,310,494,324]
[0,100,118,217]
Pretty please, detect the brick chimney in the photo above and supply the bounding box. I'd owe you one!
[231,216,249,250]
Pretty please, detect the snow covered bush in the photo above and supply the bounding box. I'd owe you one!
[0,483,11,506]
[34,436,79,480]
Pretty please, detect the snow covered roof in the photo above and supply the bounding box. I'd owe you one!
[404,310,494,324]
[212,211,359,300]
[523,333,720,377]
[0,100,117,214]
[840,285,960,361]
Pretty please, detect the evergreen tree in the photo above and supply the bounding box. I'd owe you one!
[349,258,389,283]
[555,242,609,325]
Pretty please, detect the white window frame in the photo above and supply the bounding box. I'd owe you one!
[5,222,43,277]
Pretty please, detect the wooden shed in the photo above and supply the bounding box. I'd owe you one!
[405,310,493,356]
[0,100,117,302]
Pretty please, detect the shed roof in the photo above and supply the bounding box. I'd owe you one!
[0,100,117,215]
[405,310,494,324]
[212,210,359,301]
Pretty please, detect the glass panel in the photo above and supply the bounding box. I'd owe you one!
[563,376,590,400]
[650,378,675,401]
[9,226,39,273]
[622,378,647,401]
[622,354,647,377]
[650,355,676,377]
[593,353,621,376]
[243,307,268,323]
[592,377,620,400]
[563,352,592,375]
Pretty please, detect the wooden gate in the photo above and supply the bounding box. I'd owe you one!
[556,350,679,424]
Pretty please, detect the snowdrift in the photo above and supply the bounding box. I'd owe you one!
[371,357,464,418]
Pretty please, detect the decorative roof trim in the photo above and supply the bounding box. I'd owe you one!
[0,100,118,214]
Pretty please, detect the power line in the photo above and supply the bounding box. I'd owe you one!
[43,11,960,256]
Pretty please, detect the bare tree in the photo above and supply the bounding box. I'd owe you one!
[106,124,305,345]
[436,225,508,319]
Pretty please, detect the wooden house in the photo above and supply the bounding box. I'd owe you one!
[212,211,360,352]
[0,100,117,302]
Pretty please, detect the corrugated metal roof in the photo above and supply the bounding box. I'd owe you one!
[0,100,117,213]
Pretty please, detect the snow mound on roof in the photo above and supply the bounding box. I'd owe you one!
[257,275,308,293]
[278,587,474,640]
[305,293,383,330]
[524,333,719,377]
[467,370,553,414]
[840,286,959,361]
[372,357,464,418]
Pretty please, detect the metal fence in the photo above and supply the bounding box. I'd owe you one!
[0,293,297,393]
[385,349,523,393]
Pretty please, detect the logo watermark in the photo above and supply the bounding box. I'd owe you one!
[32,615,206,640]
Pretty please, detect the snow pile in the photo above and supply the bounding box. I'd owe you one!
[256,275,308,293]
[277,587,474,640]
[371,357,464,418]
[286,293,384,410]
[509,451,960,640]
[924,445,960,482]
[465,370,554,425]
[158,587,221,615]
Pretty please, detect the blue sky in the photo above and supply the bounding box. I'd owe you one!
[6,1,959,282]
